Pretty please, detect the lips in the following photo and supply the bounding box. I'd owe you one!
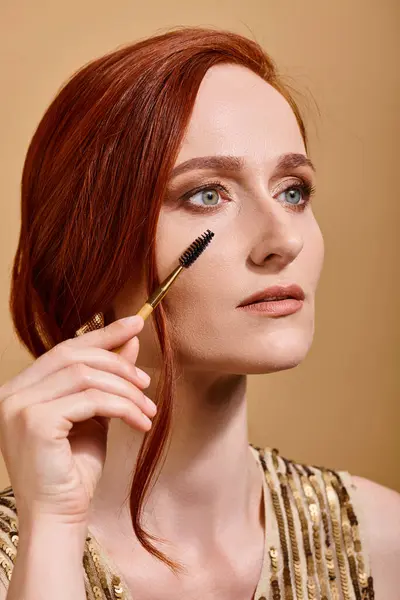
[238,284,305,307]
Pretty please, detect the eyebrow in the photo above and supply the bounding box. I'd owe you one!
[170,152,316,179]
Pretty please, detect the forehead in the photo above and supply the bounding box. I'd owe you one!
[177,64,306,164]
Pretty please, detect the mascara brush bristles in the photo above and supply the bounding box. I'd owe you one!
[134,230,215,323]
[179,229,214,268]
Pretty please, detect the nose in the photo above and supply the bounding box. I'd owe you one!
[248,199,304,270]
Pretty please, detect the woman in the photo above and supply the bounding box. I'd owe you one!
[0,26,398,600]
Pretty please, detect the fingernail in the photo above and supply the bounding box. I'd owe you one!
[137,369,151,386]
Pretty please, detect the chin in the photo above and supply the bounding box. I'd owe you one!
[222,327,314,375]
[174,315,315,375]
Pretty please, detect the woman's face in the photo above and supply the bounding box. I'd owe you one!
[128,64,324,374]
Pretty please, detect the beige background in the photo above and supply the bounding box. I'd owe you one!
[0,1,399,492]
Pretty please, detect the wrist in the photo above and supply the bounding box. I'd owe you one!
[18,514,88,556]
[8,518,88,600]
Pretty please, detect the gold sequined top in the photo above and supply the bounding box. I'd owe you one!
[0,445,374,599]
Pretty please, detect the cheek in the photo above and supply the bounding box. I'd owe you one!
[160,257,225,355]
[154,213,226,355]
[305,216,325,288]
[162,267,217,323]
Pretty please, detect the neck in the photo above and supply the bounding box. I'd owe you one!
[89,371,263,547]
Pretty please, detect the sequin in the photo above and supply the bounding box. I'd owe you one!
[0,447,374,599]
[284,460,319,600]
[328,471,374,600]
[269,546,282,600]
[322,470,353,600]
[278,470,304,599]
[259,449,294,599]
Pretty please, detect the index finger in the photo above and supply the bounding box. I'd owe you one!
[0,316,144,401]
[72,315,144,348]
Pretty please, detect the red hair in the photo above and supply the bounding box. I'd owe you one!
[10,26,308,573]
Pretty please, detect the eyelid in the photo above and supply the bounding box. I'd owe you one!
[272,176,312,196]
[182,180,233,202]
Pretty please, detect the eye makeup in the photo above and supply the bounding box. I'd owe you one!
[178,179,233,214]
[272,177,316,211]
[170,175,316,215]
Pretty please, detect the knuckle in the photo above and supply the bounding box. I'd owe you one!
[70,362,92,383]
[0,394,18,420]
[18,405,40,433]
[82,387,98,402]
[53,342,74,362]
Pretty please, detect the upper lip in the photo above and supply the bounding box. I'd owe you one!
[237,284,305,307]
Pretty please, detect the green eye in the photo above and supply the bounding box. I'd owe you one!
[190,188,221,207]
[182,181,232,213]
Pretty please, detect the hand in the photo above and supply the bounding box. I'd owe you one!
[0,315,155,529]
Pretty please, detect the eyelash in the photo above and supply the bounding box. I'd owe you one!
[180,178,316,214]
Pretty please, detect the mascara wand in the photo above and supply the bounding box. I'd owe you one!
[107,230,215,355]
[73,230,214,351]
[136,229,215,321]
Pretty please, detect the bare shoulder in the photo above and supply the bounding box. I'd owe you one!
[351,475,400,593]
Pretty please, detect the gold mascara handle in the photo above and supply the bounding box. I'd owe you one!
[136,303,154,320]
[112,265,183,353]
